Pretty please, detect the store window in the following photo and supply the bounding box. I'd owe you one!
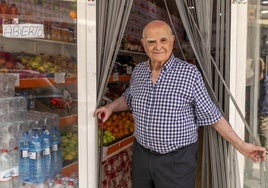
[0,0,79,187]
[245,0,268,187]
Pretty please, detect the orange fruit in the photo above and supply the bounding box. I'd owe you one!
[112,114,119,121]
[123,128,130,135]
[118,121,124,129]
[69,10,77,19]
[113,127,119,133]
[106,127,112,132]
[106,120,112,127]
[120,111,126,117]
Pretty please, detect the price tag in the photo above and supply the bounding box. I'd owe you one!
[113,72,119,81]
[126,66,132,74]
[102,147,108,158]
[13,73,20,86]
[54,72,66,83]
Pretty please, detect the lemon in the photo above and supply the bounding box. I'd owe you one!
[64,154,74,161]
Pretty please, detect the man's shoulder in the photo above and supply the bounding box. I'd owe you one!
[173,57,198,71]
[133,61,148,70]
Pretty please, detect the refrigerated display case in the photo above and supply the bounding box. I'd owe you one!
[0,0,86,187]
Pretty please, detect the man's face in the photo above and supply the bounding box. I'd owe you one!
[141,24,175,64]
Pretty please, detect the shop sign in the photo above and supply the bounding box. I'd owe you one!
[2,24,44,38]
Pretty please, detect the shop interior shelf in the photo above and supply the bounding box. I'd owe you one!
[119,49,146,56]
[102,135,134,160]
[0,34,77,46]
[16,77,77,88]
[62,161,78,177]
[109,75,131,82]
[59,114,78,127]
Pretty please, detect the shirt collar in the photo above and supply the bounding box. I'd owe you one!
[163,54,175,72]
[146,54,175,73]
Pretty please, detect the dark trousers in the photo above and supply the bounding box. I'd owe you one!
[132,139,197,188]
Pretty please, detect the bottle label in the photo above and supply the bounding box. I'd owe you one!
[44,129,50,135]
[11,166,18,177]
[52,144,59,152]
[43,147,51,155]
[29,151,43,160]
[20,150,28,158]
[0,169,12,181]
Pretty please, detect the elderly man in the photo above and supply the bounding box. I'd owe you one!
[94,20,266,188]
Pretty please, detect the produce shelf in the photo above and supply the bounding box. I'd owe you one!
[109,75,131,82]
[119,49,146,56]
[59,114,78,126]
[102,135,134,160]
[61,161,78,177]
[16,77,77,88]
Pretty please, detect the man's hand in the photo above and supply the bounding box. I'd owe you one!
[236,142,266,163]
[93,105,113,122]
[93,96,129,122]
[212,118,266,163]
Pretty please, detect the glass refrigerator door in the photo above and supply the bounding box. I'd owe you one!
[0,0,96,187]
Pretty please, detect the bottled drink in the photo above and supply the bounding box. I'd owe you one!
[28,128,45,184]
[9,148,19,188]
[18,131,30,183]
[50,127,62,175]
[40,127,53,179]
[8,3,19,24]
[66,180,75,188]
[0,149,13,188]
[53,179,63,188]
[0,0,8,14]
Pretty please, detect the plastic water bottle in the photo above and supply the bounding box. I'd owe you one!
[18,131,30,183]
[9,148,19,188]
[66,180,75,188]
[50,127,62,175]
[53,179,64,188]
[0,149,13,188]
[40,127,53,179]
[28,128,45,184]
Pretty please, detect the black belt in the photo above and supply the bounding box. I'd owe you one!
[135,139,195,156]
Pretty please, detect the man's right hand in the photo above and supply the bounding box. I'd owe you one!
[93,105,113,122]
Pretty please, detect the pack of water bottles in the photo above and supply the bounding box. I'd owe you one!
[18,122,63,187]
[0,110,64,188]
[47,175,79,188]
[0,74,73,187]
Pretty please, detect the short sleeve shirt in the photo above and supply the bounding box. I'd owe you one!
[123,54,222,154]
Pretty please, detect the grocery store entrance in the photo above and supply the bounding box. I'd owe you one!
[95,0,246,188]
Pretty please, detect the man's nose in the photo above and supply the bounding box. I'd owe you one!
[154,41,162,50]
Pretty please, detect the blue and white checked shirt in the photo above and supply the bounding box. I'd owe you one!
[123,54,222,154]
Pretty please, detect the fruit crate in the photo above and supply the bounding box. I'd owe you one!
[98,111,134,146]
[59,121,78,166]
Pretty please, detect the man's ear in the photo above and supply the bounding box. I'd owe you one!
[171,35,175,42]
[141,39,147,49]
[140,38,145,46]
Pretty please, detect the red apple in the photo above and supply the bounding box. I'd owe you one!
[5,61,15,69]
[0,57,5,64]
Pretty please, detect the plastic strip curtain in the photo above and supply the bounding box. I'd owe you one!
[96,0,133,186]
[96,0,133,105]
[172,2,230,187]
[173,0,264,187]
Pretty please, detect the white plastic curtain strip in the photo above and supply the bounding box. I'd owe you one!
[164,0,231,187]
[173,0,264,187]
[96,0,133,105]
[96,0,133,185]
